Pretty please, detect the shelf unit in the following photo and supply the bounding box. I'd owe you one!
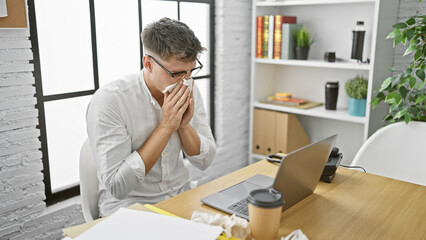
[249,0,400,164]
[255,58,372,70]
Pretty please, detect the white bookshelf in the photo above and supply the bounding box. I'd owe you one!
[256,0,376,7]
[255,58,371,70]
[254,102,366,124]
[249,0,400,164]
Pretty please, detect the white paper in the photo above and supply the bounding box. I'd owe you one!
[191,211,250,239]
[162,78,193,93]
[282,229,309,240]
[0,0,7,17]
[75,208,223,240]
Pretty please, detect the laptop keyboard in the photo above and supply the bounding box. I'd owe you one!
[227,198,249,216]
[227,185,273,217]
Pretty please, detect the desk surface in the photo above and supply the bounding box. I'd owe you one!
[155,160,426,240]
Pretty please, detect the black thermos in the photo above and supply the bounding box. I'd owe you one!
[351,21,365,61]
[325,82,339,110]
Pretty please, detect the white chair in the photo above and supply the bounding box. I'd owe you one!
[351,121,426,186]
[79,139,100,222]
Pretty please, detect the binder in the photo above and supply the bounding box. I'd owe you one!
[263,110,276,155]
[253,109,276,155]
[253,110,310,155]
[275,112,310,153]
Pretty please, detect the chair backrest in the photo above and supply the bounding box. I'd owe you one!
[79,139,100,222]
[352,121,426,186]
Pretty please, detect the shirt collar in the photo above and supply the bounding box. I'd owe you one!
[140,69,157,106]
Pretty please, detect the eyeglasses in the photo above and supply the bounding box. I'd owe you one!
[146,54,203,80]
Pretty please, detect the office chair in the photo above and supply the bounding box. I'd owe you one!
[352,121,426,186]
[79,139,100,222]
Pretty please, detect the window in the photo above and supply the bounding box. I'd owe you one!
[29,0,215,205]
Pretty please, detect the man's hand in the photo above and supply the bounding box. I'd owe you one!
[160,80,190,134]
[179,82,195,129]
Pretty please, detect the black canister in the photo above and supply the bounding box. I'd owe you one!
[351,21,365,61]
[324,51,336,62]
[325,82,339,110]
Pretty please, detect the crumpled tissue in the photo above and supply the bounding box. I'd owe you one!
[282,229,309,240]
[191,211,250,239]
[162,78,193,93]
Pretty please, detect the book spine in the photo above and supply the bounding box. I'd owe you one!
[275,16,297,60]
[282,24,302,60]
[273,15,283,60]
[281,24,288,60]
[256,16,263,58]
[282,16,297,24]
[268,15,274,59]
[263,15,269,58]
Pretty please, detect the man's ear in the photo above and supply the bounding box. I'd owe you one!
[142,55,153,72]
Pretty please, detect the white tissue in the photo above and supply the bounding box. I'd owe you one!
[161,78,193,93]
[191,211,250,239]
[282,229,309,240]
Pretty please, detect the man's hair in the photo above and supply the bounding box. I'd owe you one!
[141,17,205,62]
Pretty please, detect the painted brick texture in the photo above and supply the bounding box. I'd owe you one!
[192,0,253,185]
[0,28,84,240]
[0,27,47,239]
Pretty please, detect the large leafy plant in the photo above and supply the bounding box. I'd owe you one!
[372,0,425,124]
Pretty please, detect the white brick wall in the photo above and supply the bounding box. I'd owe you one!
[186,0,253,184]
[0,0,422,239]
[0,28,84,240]
[0,29,46,239]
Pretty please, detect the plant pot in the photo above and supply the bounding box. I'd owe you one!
[295,47,309,60]
[348,98,366,116]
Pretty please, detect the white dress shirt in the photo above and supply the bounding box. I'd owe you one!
[86,70,216,216]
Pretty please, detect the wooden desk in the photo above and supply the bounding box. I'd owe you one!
[155,160,426,240]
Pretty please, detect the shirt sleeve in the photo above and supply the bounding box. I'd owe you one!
[86,89,146,200]
[183,86,217,170]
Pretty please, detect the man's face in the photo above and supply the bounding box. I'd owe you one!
[149,56,196,93]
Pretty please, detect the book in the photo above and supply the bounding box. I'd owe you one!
[256,16,263,58]
[263,15,269,58]
[275,92,292,100]
[273,16,297,59]
[273,15,282,59]
[265,95,307,106]
[282,16,297,24]
[281,24,302,59]
[268,15,274,59]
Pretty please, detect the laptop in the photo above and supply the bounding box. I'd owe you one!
[201,134,337,220]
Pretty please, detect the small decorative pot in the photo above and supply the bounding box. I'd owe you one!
[348,98,366,116]
[295,47,309,60]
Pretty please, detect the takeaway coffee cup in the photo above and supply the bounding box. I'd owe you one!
[248,188,284,240]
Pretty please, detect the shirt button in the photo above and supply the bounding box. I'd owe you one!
[164,175,168,180]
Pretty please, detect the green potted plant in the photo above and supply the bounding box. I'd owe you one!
[371,0,425,124]
[345,75,368,116]
[294,26,314,60]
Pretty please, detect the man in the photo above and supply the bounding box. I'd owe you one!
[86,17,216,217]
